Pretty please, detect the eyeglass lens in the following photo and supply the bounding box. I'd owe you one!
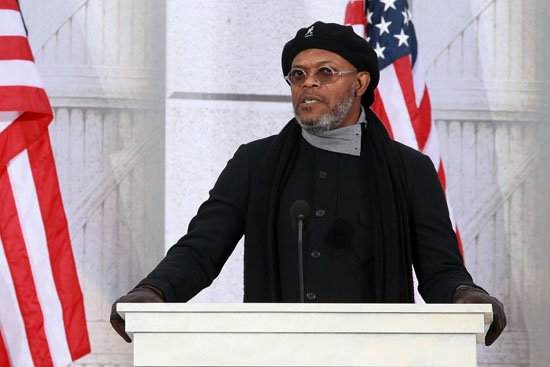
[289,67,335,85]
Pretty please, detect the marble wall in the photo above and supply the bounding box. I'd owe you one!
[18,0,550,365]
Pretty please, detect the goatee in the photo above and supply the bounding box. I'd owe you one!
[294,86,356,134]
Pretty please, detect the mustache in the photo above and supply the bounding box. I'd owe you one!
[298,93,327,104]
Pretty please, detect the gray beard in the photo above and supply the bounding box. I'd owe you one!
[294,86,356,134]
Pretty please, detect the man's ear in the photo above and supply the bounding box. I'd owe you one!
[355,72,370,97]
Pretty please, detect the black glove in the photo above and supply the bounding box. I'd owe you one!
[452,285,506,346]
[110,285,165,343]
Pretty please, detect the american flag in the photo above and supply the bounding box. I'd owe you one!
[0,1,90,366]
[345,0,464,256]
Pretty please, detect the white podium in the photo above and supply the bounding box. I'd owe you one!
[117,303,492,367]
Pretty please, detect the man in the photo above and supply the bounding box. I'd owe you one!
[110,21,506,345]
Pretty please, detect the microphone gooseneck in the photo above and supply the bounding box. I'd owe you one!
[290,200,311,303]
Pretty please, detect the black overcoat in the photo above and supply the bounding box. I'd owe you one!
[139,119,475,303]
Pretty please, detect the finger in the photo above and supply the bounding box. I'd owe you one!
[151,296,164,303]
[485,324,501,346]
[110,313,132,343]
[496,300,507,328]
[110,298,133,342]
[485,313,504,346]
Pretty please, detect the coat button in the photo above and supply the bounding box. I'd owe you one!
[311,251,321,259]
[318,171,327,179]
[315,209,325,218]
[306,292,317,301]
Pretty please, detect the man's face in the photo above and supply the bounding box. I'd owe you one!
[290,48,359,132]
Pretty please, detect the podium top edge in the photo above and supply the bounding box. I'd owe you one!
[117,303,492,315]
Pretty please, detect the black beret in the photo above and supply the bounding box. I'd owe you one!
[281,21,379,107]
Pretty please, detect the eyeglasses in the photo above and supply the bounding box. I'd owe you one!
[284,66,357,86]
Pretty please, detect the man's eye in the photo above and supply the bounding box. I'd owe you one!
[317,67,335,77]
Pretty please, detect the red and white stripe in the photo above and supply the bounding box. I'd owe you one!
[344,0,464,256]
[0,1,90,366]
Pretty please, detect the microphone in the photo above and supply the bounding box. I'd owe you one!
[290,200,312,232]
[290,200,311,303]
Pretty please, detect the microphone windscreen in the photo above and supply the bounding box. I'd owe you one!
[290,200,312,232]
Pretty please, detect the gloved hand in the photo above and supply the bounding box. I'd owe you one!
[110,285,165,342]
[452,285,506,346]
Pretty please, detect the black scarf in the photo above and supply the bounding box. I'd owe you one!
[243,108,413,303]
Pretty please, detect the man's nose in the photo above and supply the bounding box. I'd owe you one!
[301,73,320,88]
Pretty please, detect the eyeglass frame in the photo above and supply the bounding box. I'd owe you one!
[284,66,358,86]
